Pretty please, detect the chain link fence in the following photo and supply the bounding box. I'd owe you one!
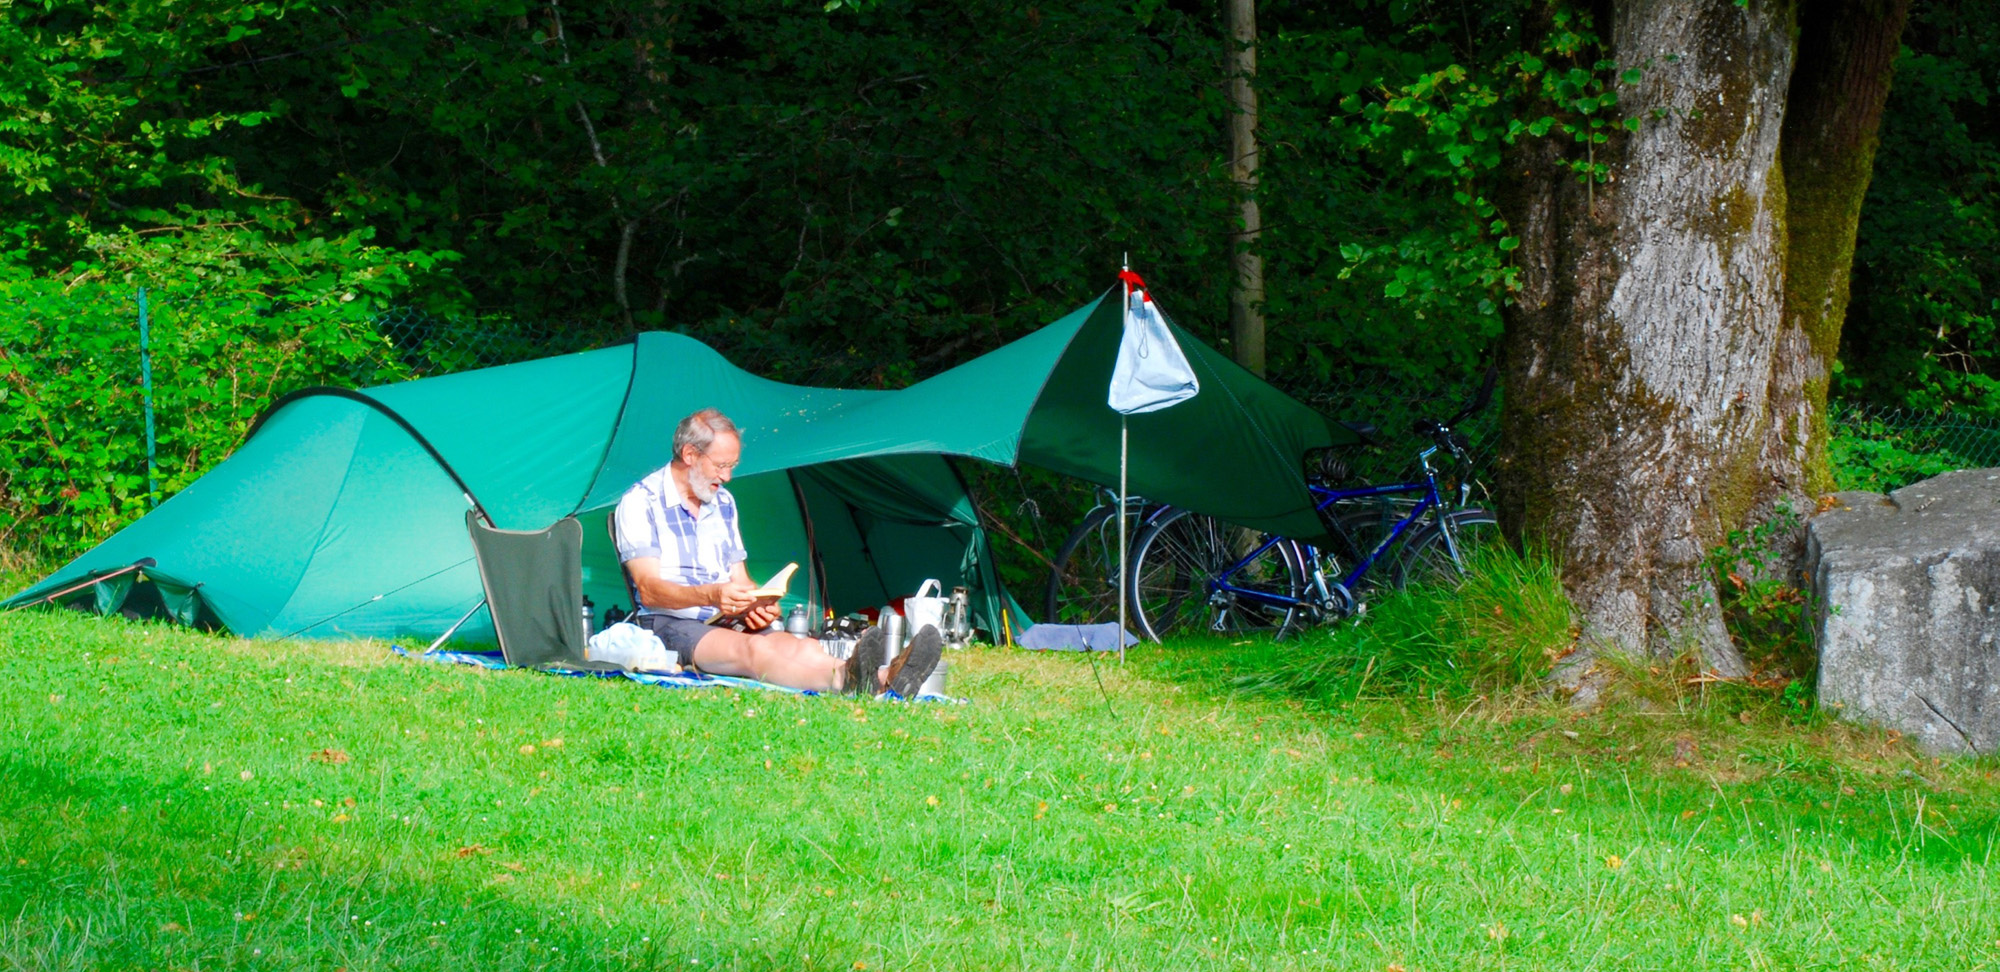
[1829,400,2000,492]
[370,307,629,378]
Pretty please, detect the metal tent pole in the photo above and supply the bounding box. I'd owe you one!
[138,287,159,508]
[1117,261,1131,664]
[1118,414,1128,664]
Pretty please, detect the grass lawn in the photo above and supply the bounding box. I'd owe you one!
[2,604,1998,970]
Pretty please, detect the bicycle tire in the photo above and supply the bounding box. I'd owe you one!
[1127,508,1304,642]
[1392,508,1503,588]
[1043,505,1121,625]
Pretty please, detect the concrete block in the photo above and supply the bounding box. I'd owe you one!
[1808,468,2000,755]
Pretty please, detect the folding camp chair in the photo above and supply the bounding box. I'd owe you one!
[460,511,621,671]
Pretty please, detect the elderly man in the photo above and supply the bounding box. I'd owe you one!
[615,407,941,696]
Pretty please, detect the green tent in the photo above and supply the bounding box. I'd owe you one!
[5,292,1355,644]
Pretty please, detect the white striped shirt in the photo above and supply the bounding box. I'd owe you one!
[614,464,745,621]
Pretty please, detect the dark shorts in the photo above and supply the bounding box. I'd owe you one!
[631,613,719,668]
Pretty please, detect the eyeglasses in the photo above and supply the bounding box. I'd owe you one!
[702,454,740,473]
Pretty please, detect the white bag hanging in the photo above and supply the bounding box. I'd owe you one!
[903,579,946,635]
[1108,289,1199,415]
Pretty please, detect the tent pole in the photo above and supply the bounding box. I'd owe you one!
[10,558,156,612]
[1118,414,1128,664]
[1118,260,1131,665]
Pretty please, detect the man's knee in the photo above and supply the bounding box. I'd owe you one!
[746,632,810,664]
[691,628,754,671]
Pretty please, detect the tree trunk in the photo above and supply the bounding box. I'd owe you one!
[1225,0,1265,377]
[1771,0,1912,495]
[1499,0,1911,688]
[1498,1,1761,679]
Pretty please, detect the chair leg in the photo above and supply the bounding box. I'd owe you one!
[427,599,487,653]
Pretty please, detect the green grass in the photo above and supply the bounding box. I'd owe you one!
[1248,542,1577,704]
[3,600,1999,969]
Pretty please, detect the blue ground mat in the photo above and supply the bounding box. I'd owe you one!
[396,646,965,703]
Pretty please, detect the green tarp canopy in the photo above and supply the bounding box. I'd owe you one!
[6,291,1355,644]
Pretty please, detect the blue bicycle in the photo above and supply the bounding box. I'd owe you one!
[1125,380,1500,642]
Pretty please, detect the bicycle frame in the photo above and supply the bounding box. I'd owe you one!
[1203,443,1461,619]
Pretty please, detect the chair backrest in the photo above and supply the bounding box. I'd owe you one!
[466,511,617,671]
[606,507,643,611]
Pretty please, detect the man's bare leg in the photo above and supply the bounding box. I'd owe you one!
[690,629,854,691]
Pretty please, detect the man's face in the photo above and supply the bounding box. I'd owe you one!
[684,432,740,502]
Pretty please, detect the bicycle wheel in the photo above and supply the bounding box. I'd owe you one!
[1392,508,1503,588]
[1127,508,1304,642]
[1043,505,1122,625]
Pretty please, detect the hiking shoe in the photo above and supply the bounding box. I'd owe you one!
[884,625,943,698]
[843,626,888,695]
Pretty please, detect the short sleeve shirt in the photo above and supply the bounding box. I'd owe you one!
[614,464,746,621]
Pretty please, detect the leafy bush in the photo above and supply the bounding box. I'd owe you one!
[1830,431,1979,492]
[1249,541,1573,703]
[1829,407,1999,492]
[0,223,451,562]
[1840,0,2000,414]
[1702,502,1815,680]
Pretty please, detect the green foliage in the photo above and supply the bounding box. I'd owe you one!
[0,229,439,557]
[1251,541,1573,702]
[1842,0,2000,413]
[1830,425,1978,492]
[1285,4,1632,386]
[1703,502,1814,680]
[195,0,1246,381]
[0,0,305,270]
[1828,404,2000,491]
[0,0,470,557]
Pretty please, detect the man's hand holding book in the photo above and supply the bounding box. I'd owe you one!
[708,563,799,632]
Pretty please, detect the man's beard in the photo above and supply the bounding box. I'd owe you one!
[687,466,721,503]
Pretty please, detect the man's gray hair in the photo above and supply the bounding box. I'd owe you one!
[673,407,739,460]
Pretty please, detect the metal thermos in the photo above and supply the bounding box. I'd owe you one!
[580,595,595,636]
[881,608,907,660]
[785,605,811,637]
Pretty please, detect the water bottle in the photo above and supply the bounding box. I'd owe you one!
[785,604,811,637]
[580,595,595,637]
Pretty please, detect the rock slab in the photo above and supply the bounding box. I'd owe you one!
[1808,468,2000,754]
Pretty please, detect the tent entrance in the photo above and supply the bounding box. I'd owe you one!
[18,560,218,630]
[573,455,1014,638]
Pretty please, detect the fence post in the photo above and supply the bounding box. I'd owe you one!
[138,286,158,508]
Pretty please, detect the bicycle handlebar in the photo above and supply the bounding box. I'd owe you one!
[1407,364,1495,456]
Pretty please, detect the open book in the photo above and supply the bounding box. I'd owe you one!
[706,562,800,629]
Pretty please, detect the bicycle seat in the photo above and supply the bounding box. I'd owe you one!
[1339,421,1379,446]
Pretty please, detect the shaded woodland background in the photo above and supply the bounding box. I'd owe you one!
[2,0,1995,568]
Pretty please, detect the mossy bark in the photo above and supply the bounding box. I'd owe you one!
[1769,0,1912,497]
[1498,0,1909,683]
